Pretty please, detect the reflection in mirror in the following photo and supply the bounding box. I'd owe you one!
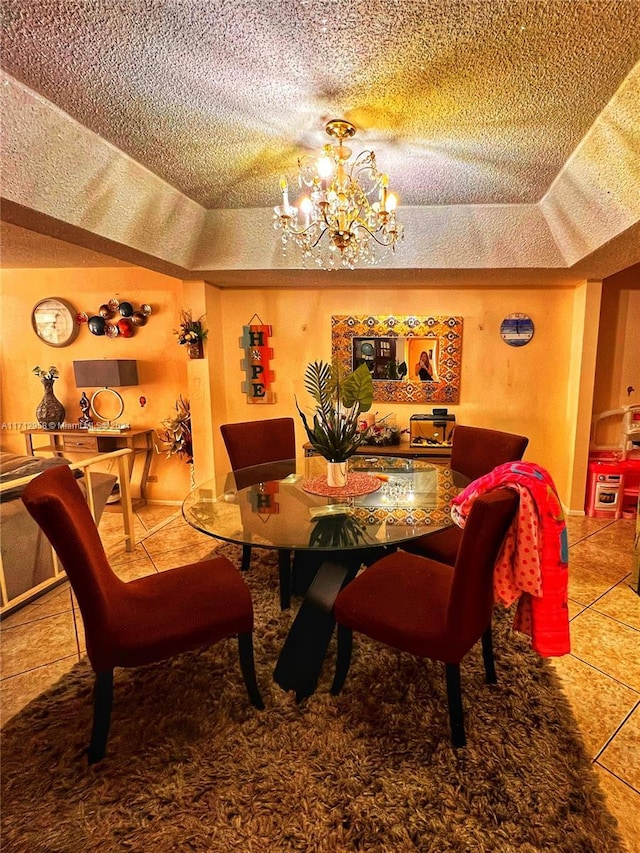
[333,316,462,404]
[353,337,440,382]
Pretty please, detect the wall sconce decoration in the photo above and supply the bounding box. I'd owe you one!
[174,309,207,358]
[77,299,152,338]
[240,316,275,403]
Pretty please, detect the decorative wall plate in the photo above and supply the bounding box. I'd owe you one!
[500,313,534,347]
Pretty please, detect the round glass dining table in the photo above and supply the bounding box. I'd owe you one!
[183,454,466,551]
[183,455,468,700]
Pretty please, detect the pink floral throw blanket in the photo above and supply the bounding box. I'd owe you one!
[451,461,570,657]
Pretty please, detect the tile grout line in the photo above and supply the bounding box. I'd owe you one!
[592,697,640,765]
[0,652,79,685]
[593,759,640,797]
[564,649,640,695]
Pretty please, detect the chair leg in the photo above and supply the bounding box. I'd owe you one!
[481,624,497,684]
[445,663,466,748]
[88,669,114,765]
[237,632,265,710]
[278,549,292,610]
[241,544,252,572]
[330,624,353,695]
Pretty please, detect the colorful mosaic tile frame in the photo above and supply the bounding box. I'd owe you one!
[331,315,463,404]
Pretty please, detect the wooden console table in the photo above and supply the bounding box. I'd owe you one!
[303,439,452,460]
[22,427,155,506]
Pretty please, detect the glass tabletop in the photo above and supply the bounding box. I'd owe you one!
[183,455,469,553]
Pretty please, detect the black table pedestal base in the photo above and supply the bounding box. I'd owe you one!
[273,552,362,702]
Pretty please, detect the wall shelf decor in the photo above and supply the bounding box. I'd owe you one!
[332,315,463,404]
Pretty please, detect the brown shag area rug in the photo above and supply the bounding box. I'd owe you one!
[1,545,624,853]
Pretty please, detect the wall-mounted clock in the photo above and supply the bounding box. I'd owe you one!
[31,297,79,347]
[500,313,534,347]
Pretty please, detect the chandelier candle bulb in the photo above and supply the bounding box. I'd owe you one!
[300,196,312,229]
[380,173,388,208]
[279,176,289,213]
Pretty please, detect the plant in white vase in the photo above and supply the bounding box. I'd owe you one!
[296,360,374,485]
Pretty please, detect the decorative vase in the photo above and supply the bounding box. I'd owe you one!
[327,461,348,488]
[36,378,65,430]
[187,341,204,359]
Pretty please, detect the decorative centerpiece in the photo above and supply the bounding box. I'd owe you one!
[175,310,208,359]
[360,414,408,447]
[32,365,65,430]
[296,360,373,487]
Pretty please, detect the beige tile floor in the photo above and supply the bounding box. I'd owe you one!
[1,507,639,851]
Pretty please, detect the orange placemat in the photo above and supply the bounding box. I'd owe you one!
[301,473,382,497]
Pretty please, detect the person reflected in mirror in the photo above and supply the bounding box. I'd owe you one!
[415,350,433,381]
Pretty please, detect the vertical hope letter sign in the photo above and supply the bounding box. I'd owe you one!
[240,323,275,403]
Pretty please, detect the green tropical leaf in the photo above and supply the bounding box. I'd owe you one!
[341,363,373,412]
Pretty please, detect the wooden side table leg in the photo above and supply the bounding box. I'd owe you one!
[117,455,136,552]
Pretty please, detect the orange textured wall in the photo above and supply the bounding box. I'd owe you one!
[209,283,580,503]
[2,265,615,510]
[0,267,193,501]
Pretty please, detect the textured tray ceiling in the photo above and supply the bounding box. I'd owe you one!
[1,0,639,276]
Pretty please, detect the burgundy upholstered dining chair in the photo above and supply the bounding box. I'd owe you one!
[221,417,296,606]
[402,425,528,565]
[22,465,264,765]
[331,488,519,747]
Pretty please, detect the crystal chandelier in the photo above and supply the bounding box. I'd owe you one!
[273,120,403,269]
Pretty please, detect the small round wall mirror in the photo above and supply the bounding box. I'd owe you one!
[31,297,79,347]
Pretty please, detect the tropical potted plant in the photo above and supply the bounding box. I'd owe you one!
[296,359,374,486]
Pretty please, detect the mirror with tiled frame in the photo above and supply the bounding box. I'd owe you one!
[331,315,463,404]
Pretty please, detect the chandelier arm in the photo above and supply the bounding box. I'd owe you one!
[311,226,329,249]
[281,219,325,238]
[351,150,376,166]
[352,165,380,187]
[350,221,397,247]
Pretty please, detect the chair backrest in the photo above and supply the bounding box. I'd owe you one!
[220,418,296,486]
[450,425,528,482]
[446,488,519,649]
[22,465,123,652]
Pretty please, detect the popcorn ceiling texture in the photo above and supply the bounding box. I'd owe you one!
[1,0,639,275]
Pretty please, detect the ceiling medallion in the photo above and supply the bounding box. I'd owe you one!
[273,119,403,270]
